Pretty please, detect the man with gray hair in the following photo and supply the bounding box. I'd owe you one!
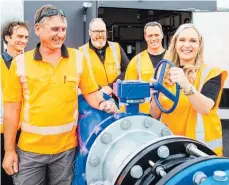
[125,22,168,114]
[2,4,117,185]
[79,18,129,98]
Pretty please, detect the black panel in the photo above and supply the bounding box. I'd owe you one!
[98,1,217,11]
[220,88,229,108]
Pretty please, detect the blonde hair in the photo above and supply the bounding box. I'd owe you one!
[168,23,204,67]
[168,23,204,84]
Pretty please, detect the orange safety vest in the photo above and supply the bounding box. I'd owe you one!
[160,64,228,156]
[125,50,168,114]
[79,41,121,86]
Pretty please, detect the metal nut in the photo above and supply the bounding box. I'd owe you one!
[130,165,143,179]
[143,118,152,128]
[193,171,207,185]
[161,128,172,136]
[120,119,131,130]
[89,156,100,167]
[100,132,112,144]
[157,145,170,159]
[213,171,228,182]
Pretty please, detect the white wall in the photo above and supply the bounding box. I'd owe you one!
[193,12,229,88]
[217,0,229,10]
[0,0,24,50]
[0,0,24,26]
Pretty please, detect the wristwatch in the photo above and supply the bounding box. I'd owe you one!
[183,85,197,96]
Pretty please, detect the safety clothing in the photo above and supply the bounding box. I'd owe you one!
[79,42,121,87]
[0,58,3,133]
[161,64,228,156]
[0,55,12,133]
[3,48,98,154]
[125,50,168,114]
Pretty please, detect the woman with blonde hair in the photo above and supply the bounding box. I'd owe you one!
[150,23,228,156]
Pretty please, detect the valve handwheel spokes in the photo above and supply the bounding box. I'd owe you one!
[151,59,180,113]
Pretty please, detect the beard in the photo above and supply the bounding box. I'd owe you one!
[91,39,106,49]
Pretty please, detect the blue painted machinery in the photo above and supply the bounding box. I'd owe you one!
[72,60,229,185]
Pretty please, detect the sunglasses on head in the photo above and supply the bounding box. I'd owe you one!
[35,8,66,24]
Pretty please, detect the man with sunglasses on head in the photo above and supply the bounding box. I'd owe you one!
[1,20,29,185]
[2,4,117,185]
[79,18,129,99]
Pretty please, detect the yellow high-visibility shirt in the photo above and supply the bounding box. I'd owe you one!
[3,46,99,154]
[1,53,13,133]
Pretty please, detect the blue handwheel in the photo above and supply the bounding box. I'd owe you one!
[151,59,180,113]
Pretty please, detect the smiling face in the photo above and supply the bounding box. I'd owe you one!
[6,26,29,52]
[89,20,107,49]
[144,25,163,50]
[175,28,200,65]
[35,15,67,50]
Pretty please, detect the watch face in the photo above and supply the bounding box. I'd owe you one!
[184,85,196,96]
[190,87,195,95]
[191,86,197,94]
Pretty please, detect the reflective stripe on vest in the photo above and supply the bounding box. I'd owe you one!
[17,50,82,135]
[16,54,30,123]
[21,121,77,135]
[136,52,151,103]
[109,42,120,75]
[74,49,83,118]
[75,49,83,74]
[137,52,151,102]
[82,45,97,84]
[82,42,120,75]
[195,65,222,150]
[137,52,142,80]
[82,45,93,70]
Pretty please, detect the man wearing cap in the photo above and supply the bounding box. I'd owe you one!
[2,4,117,185]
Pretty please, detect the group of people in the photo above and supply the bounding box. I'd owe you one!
[0,4,227,185]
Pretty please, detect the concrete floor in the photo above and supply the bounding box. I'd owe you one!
[222,120,229,157]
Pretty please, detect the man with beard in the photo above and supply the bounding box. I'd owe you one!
[1,21,29,185]
[79,18,129,98]
[125,22,168,114]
